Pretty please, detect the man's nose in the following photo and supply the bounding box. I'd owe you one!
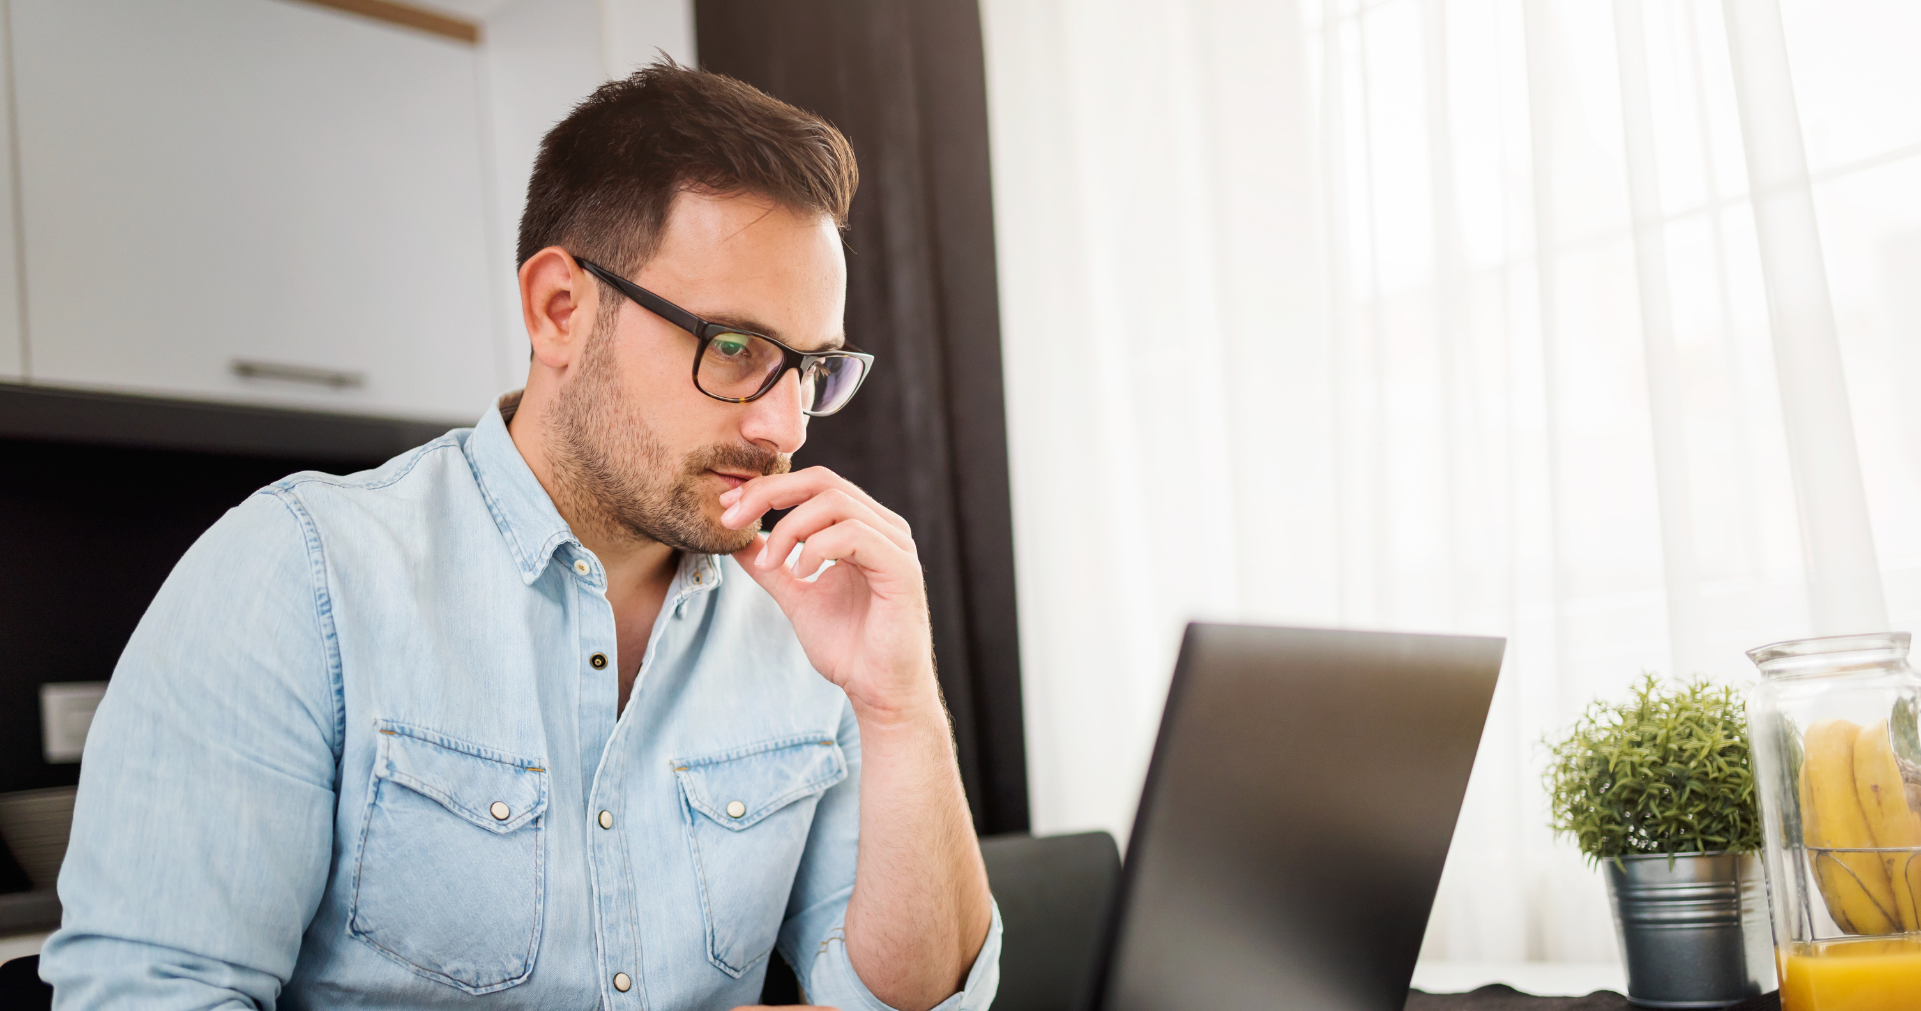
[739,369,809,456]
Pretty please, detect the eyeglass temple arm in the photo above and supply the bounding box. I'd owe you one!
[575,254,873,368]
[573,256,705,337]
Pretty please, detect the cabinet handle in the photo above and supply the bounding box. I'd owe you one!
[231,359,366,389]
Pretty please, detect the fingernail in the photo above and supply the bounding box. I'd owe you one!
[755,545,769,568]
[719,488,740,506]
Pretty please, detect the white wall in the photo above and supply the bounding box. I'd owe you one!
[460,0,695,389]
[600,0,695,77]
[0,1,22,382]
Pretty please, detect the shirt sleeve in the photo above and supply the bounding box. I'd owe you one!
[805,906,1003,1011]
[775,703,1003,1011]
[39,489,343,1009]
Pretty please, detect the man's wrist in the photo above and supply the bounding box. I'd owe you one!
[847,674,948,739]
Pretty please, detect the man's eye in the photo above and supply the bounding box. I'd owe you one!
[712,338,750,358]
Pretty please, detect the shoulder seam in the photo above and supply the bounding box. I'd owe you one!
[268,434,460,495]
[257,487,348,766]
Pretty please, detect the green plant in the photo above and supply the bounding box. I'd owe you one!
[1545,674,1762,861]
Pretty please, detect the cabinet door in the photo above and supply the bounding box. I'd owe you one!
[12,0,503,422]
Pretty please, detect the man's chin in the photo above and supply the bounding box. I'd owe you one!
[705,526,759,557]
[625,489,761,555]
[659,521,758,557]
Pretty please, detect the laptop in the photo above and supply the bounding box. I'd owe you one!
[1089,623,1505,1011]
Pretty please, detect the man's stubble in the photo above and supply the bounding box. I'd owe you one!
[550,304,789,556]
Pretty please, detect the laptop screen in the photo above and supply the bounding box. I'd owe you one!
[1094,624,1503,1011]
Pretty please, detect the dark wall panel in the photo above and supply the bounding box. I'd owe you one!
[696,0,1029,834]
[0,384,447,795]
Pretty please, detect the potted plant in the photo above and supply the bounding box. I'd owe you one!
[1545,675,1774,1008]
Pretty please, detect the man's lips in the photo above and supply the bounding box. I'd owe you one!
[709,470,754,491]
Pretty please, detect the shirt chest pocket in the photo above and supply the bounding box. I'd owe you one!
[349,722,550,995]
[674,735,848,978]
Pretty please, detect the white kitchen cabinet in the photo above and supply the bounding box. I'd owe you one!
[10,0,506,421]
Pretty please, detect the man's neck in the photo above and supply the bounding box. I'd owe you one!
[505,390,680,590]
[573,518,680,598]
[506,392,678,705]
[565,503,676,711]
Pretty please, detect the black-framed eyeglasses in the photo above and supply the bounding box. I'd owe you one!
[573,255,874,417]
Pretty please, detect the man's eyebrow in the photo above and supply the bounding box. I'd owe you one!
[704,313,846,352]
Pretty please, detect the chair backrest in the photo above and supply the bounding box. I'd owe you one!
[0,954,51,1010]
[981,830,1122,1011]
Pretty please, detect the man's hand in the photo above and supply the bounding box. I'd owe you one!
[719,466,994,1011]
[720,467,939,725]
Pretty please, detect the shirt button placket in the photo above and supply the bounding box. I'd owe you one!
[575,547,632,1005]
[590,807,637,1004]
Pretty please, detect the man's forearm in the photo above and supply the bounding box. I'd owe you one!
[717,468,994,1008]
[842,694,995,1011]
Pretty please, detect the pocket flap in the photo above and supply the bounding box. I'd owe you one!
[374,722,549,834]
[673,735,846,831]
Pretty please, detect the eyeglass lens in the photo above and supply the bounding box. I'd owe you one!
[697,332,868,415]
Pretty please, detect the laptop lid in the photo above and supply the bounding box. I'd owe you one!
[1092,624,1504,1011]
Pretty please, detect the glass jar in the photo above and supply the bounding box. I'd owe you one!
[1748,632,1921,1010]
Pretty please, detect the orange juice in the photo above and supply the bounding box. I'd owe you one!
[1780,937,1921,1010]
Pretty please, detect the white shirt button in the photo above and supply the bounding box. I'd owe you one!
[598,810,614,830]
[726,800,746,819]
[692,571,703,584]
[574,559,590,576]
[613,972,632,992]
[490,801,510,821]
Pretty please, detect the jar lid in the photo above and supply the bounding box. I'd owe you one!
[1747,631,1910,677]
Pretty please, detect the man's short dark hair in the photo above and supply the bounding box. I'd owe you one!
[516,60,858,275]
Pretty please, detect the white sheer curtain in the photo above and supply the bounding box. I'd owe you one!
[981,0,1921,963]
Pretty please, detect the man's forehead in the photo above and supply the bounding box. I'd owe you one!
[661,189,834,248]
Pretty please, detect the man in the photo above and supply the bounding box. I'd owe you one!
[40,62,999,1010]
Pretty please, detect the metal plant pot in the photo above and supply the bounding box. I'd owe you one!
[1605,852,1776,1008]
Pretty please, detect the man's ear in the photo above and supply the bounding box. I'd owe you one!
[519,247,597,370]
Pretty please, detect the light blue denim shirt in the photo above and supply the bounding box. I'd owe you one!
[41,395,1002,1010]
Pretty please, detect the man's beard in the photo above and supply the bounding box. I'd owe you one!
[550,316,790,555]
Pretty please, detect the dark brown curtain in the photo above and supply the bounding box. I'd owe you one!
[696,0,1029,836]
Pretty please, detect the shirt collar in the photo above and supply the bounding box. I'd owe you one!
[465,390,580,585]
[464,391,727,600]
[668,551,725,609]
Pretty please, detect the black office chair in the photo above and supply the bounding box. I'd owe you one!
[980,830,1121,1011]
[0,954,50,1009]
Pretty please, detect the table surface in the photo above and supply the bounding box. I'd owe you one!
[1,933,1786,1010]
[1408,985,1781,1011]
[1410,962,1627,996]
